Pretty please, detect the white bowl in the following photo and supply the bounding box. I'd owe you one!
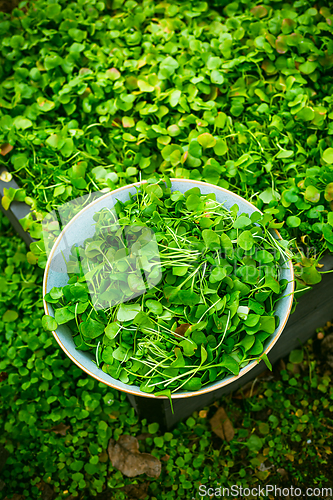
[43,179,294,399]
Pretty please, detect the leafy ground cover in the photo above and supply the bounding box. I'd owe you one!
[0,0,333,275]
[1,211,333,499]
[1,0,333,498]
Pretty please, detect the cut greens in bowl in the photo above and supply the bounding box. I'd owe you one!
[43,178,294,399]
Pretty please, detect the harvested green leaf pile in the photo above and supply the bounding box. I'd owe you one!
[1,0,333,271]
[44,179,290,394]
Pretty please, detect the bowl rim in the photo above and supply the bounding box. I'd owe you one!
[43,179,294,399]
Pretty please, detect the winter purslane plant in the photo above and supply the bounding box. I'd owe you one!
[43,178,291,395]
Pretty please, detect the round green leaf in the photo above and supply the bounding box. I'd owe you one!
[105,322,119,339]
[237,230,254,250]
[197,133,216,149]
[289,349,304,364]
[275,35,288,54]
[304,185,320,203]
[296,106,314,121]
[246,434,263,452]
[299,61,317,75]
[214,138,228,156]
[177,290,200,306]
[323,148,333,165]
[55,307,75,325]
[202,229,220,249]
[81,318,105,338]
[233,215,252,229]
[148,422,159,434]
[186,194,201,211]
[182,377,202,391]
[14,117,32,130]
[42,315,58,331]
[324,183,333,201]
[61,138,74,157]
[138,79,155,92]
[286,216,301,228]
[46,134,65,150]
[211,70,224,85]
[102,346,114,363]
[2,310,18,322]
[37,97,55,112]
[117,304,141,322]
[146,300,163,315]
[209,266,227,283]
[188,140,202,158]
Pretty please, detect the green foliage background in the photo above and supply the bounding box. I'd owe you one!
[1,0,333,498]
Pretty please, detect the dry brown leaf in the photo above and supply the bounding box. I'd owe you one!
[98,450,109,463]
[36,481,54,500]
[174,323,191,336]
[199,410,208,418]
[209,407,235,442]
[0,144,13,156]
[285,452,294,462]
[41,423,70,436]
[161,454,170,462]
[124,482,149,499]
[278,358,286,371]
[108,435,161,478]
[291,363,301,374]
[136,433,152,441]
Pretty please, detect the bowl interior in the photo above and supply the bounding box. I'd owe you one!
[43,179,294,398]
